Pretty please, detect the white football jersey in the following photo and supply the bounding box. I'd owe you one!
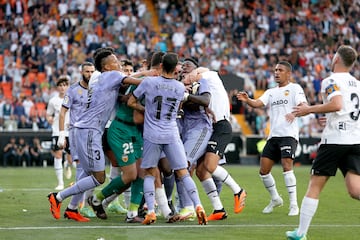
[259,82,307,140]
[46,95,70,136]
[201,71,230,122]
[320,73,360,144]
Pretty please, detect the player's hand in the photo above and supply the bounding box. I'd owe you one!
[285,113,295,123]
[236,92,248,102]
[292,104,310,117]
[57,131,66,148]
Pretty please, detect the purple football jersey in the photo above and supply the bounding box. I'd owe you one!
[133,76,185,144]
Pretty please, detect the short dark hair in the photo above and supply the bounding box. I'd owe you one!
[162,52,178,74]
[121,59,133,67]
[151,51,165,68]
[337,45,358,68]
[93,47,115,72]
[81,61,94,71]
[56,75,70,86]
[277,61,293,72]
[183,57,199,67]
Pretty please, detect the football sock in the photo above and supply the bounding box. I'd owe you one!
[101,176,126,198]
[260,173,280,200]
[130,177,144,205]
[298,196,319,236]
[179,173,201,207]
[54,157,63,186]
[83,188,94,207]
[175,177,193,208]
[212,166,241,194]
[283,170,298,206]
[213,176,224,194]
[163,172,175,201]
[102,193,120,209]
[57,175,100,201]
[155,187,171,217]
[201,178,224,211]
[143,175,156,212]
[69,192,84,210]
[123,187,131,209]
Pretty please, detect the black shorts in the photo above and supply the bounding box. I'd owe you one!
[51,136,70,154]
[262,137,298,162]
[312,144,360,177]
[102,128,111,152]
[206,120,232,158]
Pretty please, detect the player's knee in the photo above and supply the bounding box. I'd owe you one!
[348,189,360,200]
[93,172,106,184]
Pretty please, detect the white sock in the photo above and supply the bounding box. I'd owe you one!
[260,173,280,200]
[212,166,241,194]
[123,187,131,209]
[109,165,119,180]
[297,196,319,236]
[155,187,171,217]
[283,170,297,206]
[54,158,64,186]
[83,189,94,207]
[102,193,120,208]
[201,178,223,211]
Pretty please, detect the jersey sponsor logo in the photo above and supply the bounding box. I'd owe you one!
[325,83,339,97]
[271,99,288,106]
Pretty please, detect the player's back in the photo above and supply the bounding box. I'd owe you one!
[201,70,230,121]
[321,72,360,144]
[137,76,185,144]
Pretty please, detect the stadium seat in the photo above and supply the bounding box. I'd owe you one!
[37,72,47,84]
[27,72,36,83]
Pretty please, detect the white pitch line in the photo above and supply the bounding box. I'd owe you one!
[1,224,360,230]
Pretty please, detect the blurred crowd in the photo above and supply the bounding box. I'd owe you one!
[0,0,359,137]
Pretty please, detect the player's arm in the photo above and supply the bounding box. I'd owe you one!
[127,93,145,113]
[58,106,68,148]
[185,92,210,107]
[124,69,157,85]
[46,103,54,125]
[293,95,342,117]
[236,92,264,108]
[59,106,68,131]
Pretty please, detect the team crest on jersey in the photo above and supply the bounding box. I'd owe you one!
[284,90,290,96]
[325,83,339,97]
[122,154,128,162]
[77,89,83,95]
[63,95,69,105]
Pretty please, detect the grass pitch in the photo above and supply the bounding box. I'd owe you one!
[0,165,359,240]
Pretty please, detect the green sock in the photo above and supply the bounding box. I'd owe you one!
[101,176,126,198]
[130,177,144,205]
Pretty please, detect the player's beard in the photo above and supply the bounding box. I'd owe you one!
[82,74,89,84]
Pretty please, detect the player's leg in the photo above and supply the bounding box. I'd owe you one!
[260,139,283,214]
[204,120,246,214]
[141,141,162,224]
[280,137,299,216]
[165,140,207,225]
[196,160,227,220]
